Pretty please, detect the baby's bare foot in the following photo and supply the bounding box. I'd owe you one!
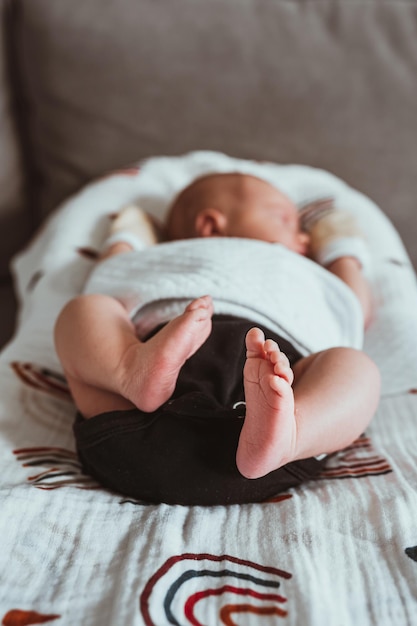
[120,295,213,412]
[236,327,297,479]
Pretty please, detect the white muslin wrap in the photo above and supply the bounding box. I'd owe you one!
[83,237,363,356]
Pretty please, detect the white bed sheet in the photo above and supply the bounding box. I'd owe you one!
[1,151,417,625]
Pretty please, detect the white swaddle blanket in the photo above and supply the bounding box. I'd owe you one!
[84,237,363,356]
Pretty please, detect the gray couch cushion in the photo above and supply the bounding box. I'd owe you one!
[14,0,417,263]
[0,1,30,278]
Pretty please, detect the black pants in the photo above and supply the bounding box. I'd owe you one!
[73,315,326,505]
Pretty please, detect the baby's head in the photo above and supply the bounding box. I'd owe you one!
[166,173,309,255]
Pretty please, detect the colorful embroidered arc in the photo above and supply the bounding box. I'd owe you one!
[11,362,70,401]
[77,247,100,260]
[318,435,392,480]
[1,609,60,625]
[13,447,99,490]
[140,553,292,625]
[405,546,417,562]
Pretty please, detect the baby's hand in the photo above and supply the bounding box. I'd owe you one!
[106,204,162,251]
[307,209,370,272]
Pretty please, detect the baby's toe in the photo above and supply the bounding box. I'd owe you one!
[268,347,290,368]
[273,360,294,385]
[264,339,279,355]
[187,295,211,310]
[278,352,290,366]
[246,328,266,357]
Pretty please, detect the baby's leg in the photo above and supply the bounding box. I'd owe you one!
[54,294,213,418]
[236,328,380,479]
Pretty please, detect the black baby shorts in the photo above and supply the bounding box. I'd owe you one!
[73,315,326,506]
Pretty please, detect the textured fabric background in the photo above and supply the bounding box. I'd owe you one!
[0,1,28,277]
[10,0,417,262]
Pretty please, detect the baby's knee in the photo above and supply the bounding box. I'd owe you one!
[343,347,381,395]
[60,293,113,320]
[363,352,381,393]
[55,294,107,340]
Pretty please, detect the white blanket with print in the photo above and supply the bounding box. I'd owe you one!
[1,151,417,626]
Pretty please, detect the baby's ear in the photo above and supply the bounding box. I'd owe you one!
[195,208,228,237]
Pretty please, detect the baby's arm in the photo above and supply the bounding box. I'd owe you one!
[325,257,372,327]
[100,204,161,261]
[307,209,372,326]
